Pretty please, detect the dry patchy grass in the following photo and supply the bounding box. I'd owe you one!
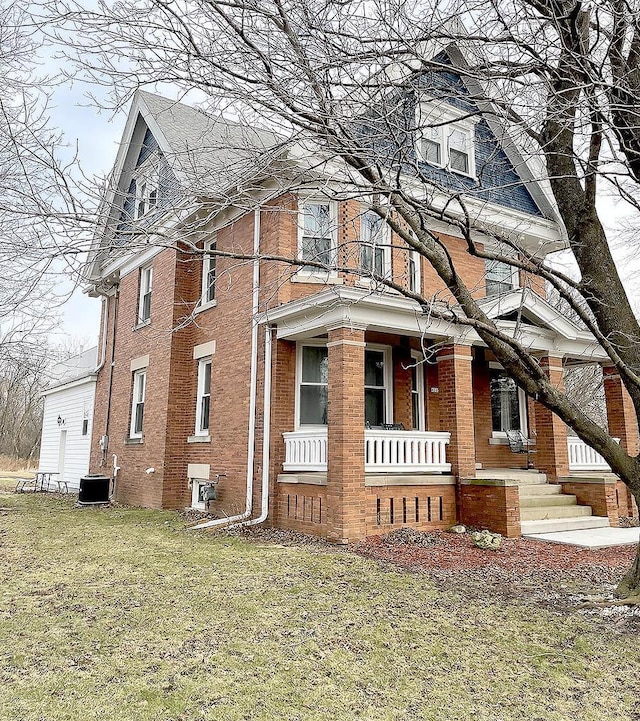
[1,488,639,721]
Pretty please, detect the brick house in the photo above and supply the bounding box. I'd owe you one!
[85,73,638,542]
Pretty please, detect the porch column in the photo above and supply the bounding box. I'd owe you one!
[436,344,476,478]
[326,324,367,543]
[603,365,639,456]
[534,354,569,481]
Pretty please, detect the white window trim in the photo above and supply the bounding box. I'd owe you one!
[408,249,421,294]
[134,155,160,220]
[364,344,394,426]
[295,340,329,430]
[137,266,153,325]
[199,237,218,311]
[410,350,426,431]
[130,368,147,439]
[296,196,338,277]
[416,102,478,180]
[488,362,528,440]
[195,357,212,436]
[485,257,520,296]
[359,208,392,279]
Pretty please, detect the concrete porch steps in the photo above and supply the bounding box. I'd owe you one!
[520,504,593,521]
[475,469,548,485]
[520,493,578,508]
[521,516,610,534]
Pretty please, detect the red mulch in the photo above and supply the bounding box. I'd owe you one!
[352,531,637,572]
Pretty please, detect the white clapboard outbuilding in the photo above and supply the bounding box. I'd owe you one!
[38,347,98,491]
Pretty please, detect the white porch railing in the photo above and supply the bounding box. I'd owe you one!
[283,429,451,473]
[567,437,614,471]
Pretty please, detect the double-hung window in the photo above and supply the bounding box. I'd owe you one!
[410,351,425,431]
[134,157,159,219]
[489,367,527,436]
[299,199,336,270]
[408,249,421,293]
[130,370,146,438]
[364,348,392,427]
[418,103,476,178]
[485,259,516,297]
[298,345,328,426]
[138,266,153,324]
[201,238,217,306]
[195,358,212,435]
[360,210,389,277]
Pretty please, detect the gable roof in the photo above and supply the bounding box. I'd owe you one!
[86,91,283,281]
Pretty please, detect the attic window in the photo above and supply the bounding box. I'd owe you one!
[134,156,160,219]
[417,102,477,178]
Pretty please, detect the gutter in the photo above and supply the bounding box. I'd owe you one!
[190,207,271,531]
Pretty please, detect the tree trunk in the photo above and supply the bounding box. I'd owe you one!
[615,489,640,602]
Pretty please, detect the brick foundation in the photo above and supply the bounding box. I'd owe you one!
[460,479,521,537]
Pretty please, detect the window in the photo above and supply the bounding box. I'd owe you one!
[130,369,146,438]
[195,358,212,435]
[81,418,89,436]
[201,238,217,306]
[418,104,476,177]
[138,266,153,324]
[360,210,390,277]
[299,199,336,269]
[298,345,328,426]
[410,351,425,431]
[408,250,420,293]
[485,259,516,297]
[490,368,527,435]
[134,159,159,219]
[365,349,390,427]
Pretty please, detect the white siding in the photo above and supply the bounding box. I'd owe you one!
[39,379,97,490]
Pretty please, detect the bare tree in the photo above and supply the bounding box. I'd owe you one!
[49,0,640,599]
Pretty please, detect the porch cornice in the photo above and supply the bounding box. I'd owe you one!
[258,286,609,361]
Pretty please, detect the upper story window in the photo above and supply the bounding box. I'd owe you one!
[138,265,153,324]
[408,249,421,293]
[134,156,160,219]
[299,198,337,270]
[360,209,390,277]
[485,259,517,297]
[201,238,217,307]
[417,102,477,178]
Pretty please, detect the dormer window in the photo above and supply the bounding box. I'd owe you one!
[485,259,518,297]
[417,102,477,178]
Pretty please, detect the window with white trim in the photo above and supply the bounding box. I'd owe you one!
[365,348,392,427]
[299,199,337,269]
[489,368,527,435]
[298,345,328,426]
[130,369,146,438]
[201,238,217,306]
[138,266,153,324]
[408,249,421,293]
[410,351,426,431]
[135,157,159,219]
[485,259,516,297]
[360,209,390,277]
[195,358,212,435]
[418,104,476,177]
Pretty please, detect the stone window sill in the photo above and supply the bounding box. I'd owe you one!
[133,319,151,331]
[187,435,211,444]
[124,436,143,445]
[194,300,217,315]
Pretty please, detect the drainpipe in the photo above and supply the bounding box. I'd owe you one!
[94,296,109,373]
[190,207,266,531]
[101,286,120,466]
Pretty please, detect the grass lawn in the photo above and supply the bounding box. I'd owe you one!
[1,479,639,721]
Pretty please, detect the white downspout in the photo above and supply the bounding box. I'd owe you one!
[191,207,262,531]
[94,296,109,373]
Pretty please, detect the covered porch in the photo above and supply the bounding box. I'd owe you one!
[262,286,638,541]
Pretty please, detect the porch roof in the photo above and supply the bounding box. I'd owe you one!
[258,286,609,362]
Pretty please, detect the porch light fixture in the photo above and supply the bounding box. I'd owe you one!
[57,415,65,426]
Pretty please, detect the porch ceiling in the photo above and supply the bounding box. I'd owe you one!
[258,286,608,361]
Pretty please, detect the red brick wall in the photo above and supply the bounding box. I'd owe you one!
[460,482,521,537]
[535,356,569,481]
[560,481,618,527]
[276,483,328,537]
[365,484,456,535]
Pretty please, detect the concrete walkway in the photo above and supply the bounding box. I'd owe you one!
[524,526,640,549]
